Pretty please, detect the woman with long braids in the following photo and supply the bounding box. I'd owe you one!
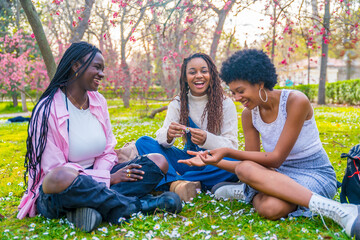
[134,53,239,201]
[17,42,181,232]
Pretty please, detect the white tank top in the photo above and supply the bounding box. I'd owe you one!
[62,92,106,168]
[251,89,323,159]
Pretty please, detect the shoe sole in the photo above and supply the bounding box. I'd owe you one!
[66,207,102,232]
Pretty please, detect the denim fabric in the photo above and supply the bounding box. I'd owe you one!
[136,136,238,191]
[110,155,164,198]
[36,155,164,223]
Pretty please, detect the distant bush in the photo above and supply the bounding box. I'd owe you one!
[276,79,360,105]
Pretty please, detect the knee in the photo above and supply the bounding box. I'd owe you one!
[42,167,79,194]
[255,199,292,220]
[235,161,257,183]
[136,136,154,145]
[147,153,168,174]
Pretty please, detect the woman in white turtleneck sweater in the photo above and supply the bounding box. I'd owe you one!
[135,53,239,202]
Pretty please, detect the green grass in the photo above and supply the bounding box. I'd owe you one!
[0,102,35,115]
[0,100,359,239]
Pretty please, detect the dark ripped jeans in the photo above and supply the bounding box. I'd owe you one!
[36,155,164,224]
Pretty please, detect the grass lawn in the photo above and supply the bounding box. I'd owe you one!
[0,99,359,239]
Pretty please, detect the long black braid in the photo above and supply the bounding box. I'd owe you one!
[24,42,101,194]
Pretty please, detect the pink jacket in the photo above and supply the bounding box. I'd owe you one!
[17,89,117,219]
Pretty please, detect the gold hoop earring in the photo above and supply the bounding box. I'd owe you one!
[259,88,268,103]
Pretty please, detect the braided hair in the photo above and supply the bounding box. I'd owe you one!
[24,42,101,194]
[179,53,225,137]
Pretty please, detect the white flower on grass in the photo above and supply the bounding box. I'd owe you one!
[270,234,278,240]
[203,213,208,218]
[29,229,35,232]
[8,192,13,197]
[317,235,323,240]
[43,232,49,235]
[63,234,68,239]
[18,182,24,187]
[70,231,76,236]
[13,237,19,239]
[205,235,211,239]
[118,217,126,223]
[98,227,108,234]
[275,224,280,228]
[237,236,245,240]
[301,228,308,233]
[125,231,135,237]
[4,229,9,233]
[152,216,160,221]
[29,223,36,228]
[219,230,227,236]
[32,235,38,238]
[211,225,219,229]
[184,221,192,226]
[7,182,11,185]
[153,224,161,230]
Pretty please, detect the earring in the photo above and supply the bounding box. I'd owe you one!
[259,88,268,103]
[75,73,78,77]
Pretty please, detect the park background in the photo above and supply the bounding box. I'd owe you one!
[1,0,360,239]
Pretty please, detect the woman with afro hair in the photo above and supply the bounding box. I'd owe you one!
[134,52,239,202]
[180,49,360,239]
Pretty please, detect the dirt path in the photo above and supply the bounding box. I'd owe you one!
[0,112,31,118]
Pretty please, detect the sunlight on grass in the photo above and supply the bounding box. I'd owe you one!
[0,101,358,239]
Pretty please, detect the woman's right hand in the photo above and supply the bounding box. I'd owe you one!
[167,122,186,143]
[110,164,144,185]
[178,148,227,167]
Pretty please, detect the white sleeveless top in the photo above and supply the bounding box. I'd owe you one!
[62,92,106,168]
[251,89,323,159]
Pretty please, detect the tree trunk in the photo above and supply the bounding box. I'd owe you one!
[70,0,95,43]
[20,0,56,80]
[346,60,351,80]
[209,1,235,60]
[121,59,131,108]
[271,1,276,63]
[12,92,18,107]
[21,91,28,112]
[317,0,330,105]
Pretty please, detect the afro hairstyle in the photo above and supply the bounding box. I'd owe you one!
[220,49,278,90]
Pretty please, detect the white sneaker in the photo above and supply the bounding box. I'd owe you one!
[309,193,360,239]
[211,182,246,200]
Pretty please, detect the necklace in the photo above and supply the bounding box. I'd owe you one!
[67,92,88,110]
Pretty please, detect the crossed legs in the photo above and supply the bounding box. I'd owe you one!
[235,160,313,220]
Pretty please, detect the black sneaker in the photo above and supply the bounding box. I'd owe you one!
[140,192,182,214]
[66,207,102,232]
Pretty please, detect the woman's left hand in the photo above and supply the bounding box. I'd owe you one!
[110,164,144,185]
[188,128,207,145]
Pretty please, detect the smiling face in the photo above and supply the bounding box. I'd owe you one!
[185,57,210,96]
[228,80,263,109]
[75,52,105,92]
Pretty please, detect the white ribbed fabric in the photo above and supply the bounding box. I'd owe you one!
[155,92,238,150]
[62,92,106,168]
[252,89,322,159]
